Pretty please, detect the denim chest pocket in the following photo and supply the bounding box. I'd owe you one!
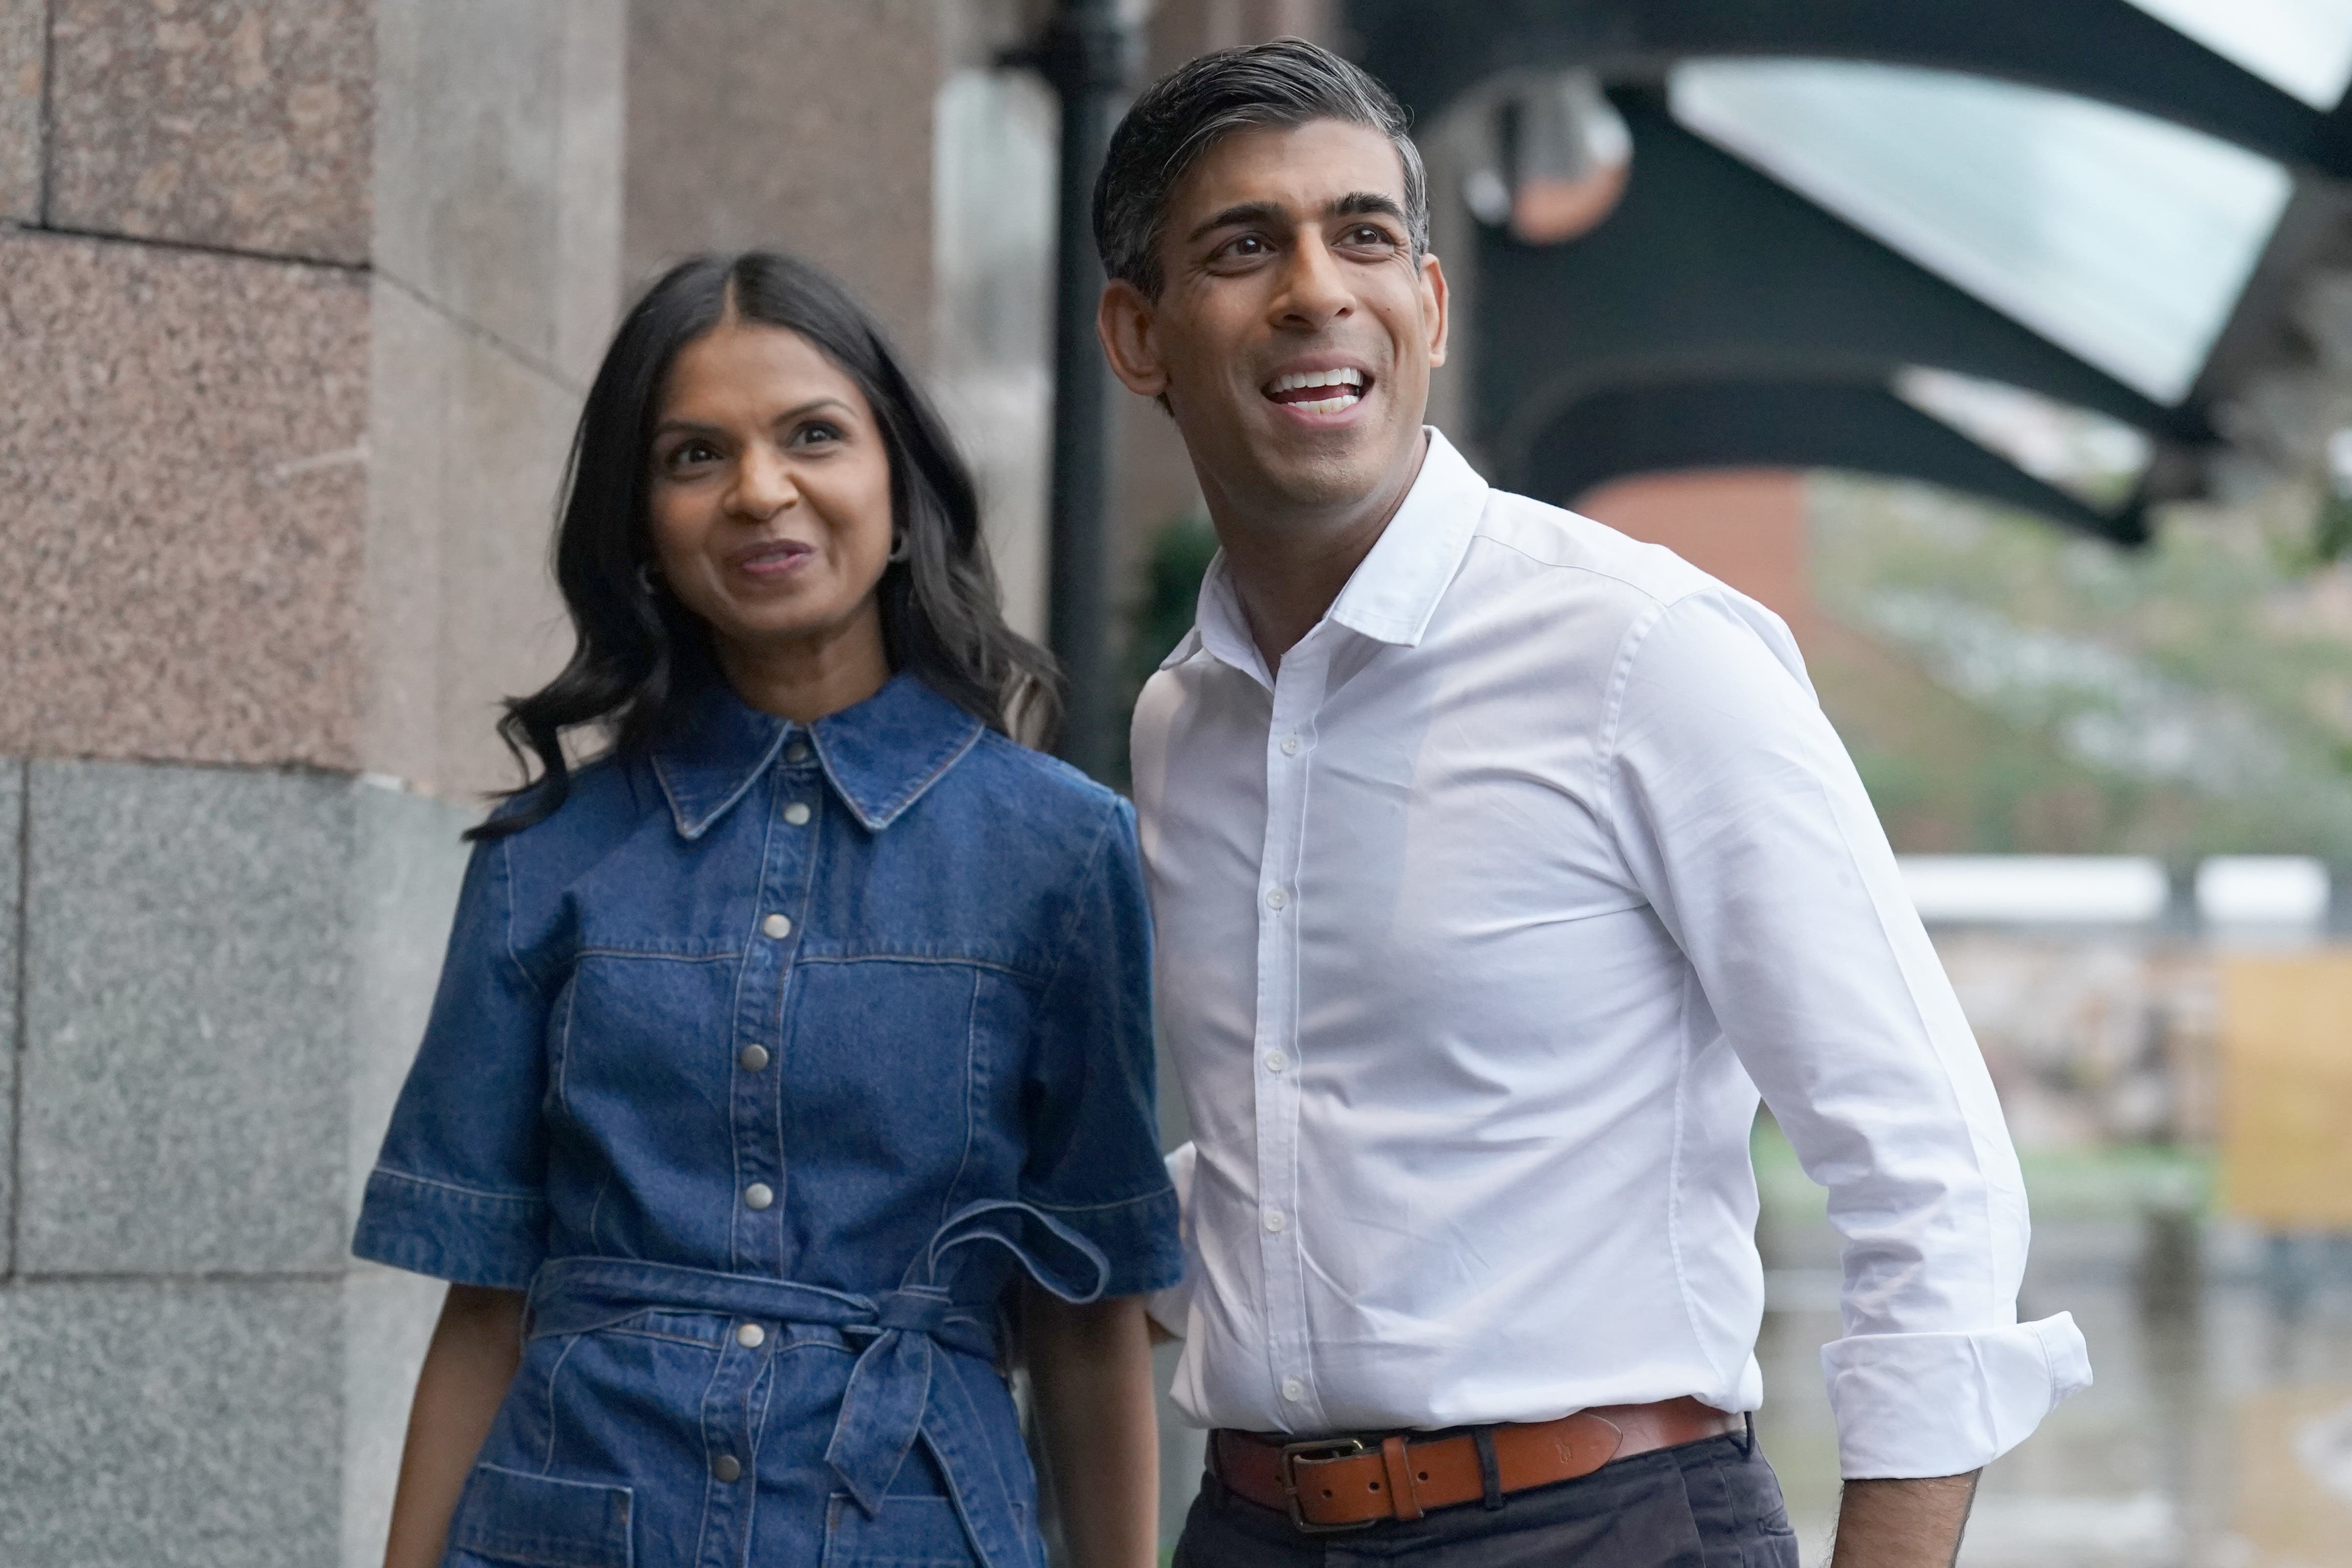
[446,1462,633,1568]
[822,1493,978,1568]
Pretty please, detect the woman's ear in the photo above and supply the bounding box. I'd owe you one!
[1096,280,1170,400]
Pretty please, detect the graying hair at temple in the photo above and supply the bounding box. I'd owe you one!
[1091,36,1430,299]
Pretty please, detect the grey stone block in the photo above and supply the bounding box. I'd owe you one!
[346,779,473,1229]
[340,1262,444,1568]
[0,0,40,222]
[363,277,577,797]
[0,759,19,1278]
[18,761,353,1274]
[0,1278,341,1568]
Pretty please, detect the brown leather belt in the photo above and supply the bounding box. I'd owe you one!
[1210,1397,1743,1532]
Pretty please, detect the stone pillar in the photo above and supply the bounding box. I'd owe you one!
[0,1,622,1563]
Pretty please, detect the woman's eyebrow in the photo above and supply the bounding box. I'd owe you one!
[652,398,854,438]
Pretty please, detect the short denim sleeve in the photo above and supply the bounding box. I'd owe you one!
[1020,798,1184,1299]
[352,832,552,1290]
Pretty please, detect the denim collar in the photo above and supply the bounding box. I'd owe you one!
[652,672,985,839]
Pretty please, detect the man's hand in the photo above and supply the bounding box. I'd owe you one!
[1829,1471,1981,1568]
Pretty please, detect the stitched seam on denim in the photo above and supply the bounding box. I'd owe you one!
[689,1320,732,1564]
[572,947,742,963]
[553,980,580,1124]
[940,967,982,1234]
[1020,1189,1171,1214]
[862,717,985,828]
[540,1330,586,1473]
[729,782,783,1275]
[1039,805,1123,998]
[792,952,1042,983]
[497,836,549,995]
[369,1165,546,1207]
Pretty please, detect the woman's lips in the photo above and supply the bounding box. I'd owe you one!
[731,539,815,578]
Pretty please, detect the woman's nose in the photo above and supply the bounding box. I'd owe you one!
[730,445,799,518]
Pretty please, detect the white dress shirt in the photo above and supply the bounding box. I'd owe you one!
[1129,430,2090,1479]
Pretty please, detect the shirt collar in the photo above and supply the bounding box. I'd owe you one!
[652,671,984,839]
[1165,428,1489,677]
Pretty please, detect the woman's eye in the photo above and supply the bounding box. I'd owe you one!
[663,440,719,471]
[791,421,844,448]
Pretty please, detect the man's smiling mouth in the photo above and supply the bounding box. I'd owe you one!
[1264,367,1368,415]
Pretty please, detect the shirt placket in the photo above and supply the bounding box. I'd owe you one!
[728,734,823,1274]
[1254,634,1329,1431]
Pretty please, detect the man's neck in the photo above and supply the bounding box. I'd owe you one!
[1206,431,1430,676]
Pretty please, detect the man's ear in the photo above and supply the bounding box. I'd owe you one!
[1097,279,1171,399]
[1421,252,1450,370]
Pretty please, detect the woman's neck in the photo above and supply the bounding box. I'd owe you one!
[713,605,892,725]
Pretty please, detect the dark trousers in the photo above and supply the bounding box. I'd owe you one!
[1172,1431,1800,1568]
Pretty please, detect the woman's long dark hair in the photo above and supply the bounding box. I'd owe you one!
[470,251,1061,841]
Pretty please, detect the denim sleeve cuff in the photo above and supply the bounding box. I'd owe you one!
[1027,1184,1185,1300]
[1823,1312,2091,1478]
[351,1166,548,1291]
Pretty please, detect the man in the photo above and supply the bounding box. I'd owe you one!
[1099,39,2090,1568]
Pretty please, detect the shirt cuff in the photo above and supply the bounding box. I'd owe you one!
[1823,1312,2091,1478]
[350,1166,548,1291]
[1025,1185,1185,1300]
[1144,1142,1197,1338]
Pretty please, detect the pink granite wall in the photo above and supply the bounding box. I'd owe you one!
[624,0,942,360]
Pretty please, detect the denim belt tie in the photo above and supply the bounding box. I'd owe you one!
[523,1199,1110,1568]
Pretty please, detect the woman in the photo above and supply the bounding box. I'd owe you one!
[356,252,1180,1568]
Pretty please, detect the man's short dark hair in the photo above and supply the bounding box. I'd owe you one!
[1093,38,1429,299]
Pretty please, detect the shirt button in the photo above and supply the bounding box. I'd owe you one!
[1263,1050,1289,1073]
[783,802,811,826]
[761,913,793,939]
[1281,1377,1305,1402]
[1281,734,1301,756]
[738,1044,770,1072]
[785,742,811,764]
[743,1183,774,1211]
[736,1322,766,1349]
[1265,888,1288,911]
[713,1454,743,1482]
[1263,1209,1286,1233]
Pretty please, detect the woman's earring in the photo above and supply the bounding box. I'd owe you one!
[887,531,911,564]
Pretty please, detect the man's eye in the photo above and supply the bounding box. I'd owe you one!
[1222,235,1269,259]
[1344,225,1395,248]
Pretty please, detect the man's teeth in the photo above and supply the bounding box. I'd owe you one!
[1269,368,1365,393]
[1267,368,1366,413]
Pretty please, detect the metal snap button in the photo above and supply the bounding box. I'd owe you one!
[713,1454,743,1482]
[738,1044,770,1072]
[743,1183,774,1211]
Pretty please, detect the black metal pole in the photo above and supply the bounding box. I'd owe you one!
[1039,0,1132,782]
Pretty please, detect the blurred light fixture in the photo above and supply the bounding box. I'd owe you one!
[1463,71,1632,245]
[1899,855,2170,924]
[2195,855,2329,926]
[1894,367,2154,510]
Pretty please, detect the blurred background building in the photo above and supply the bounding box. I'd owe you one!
[6,1,2352,1565]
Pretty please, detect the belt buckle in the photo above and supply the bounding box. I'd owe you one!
[1278,1435,1378,1533]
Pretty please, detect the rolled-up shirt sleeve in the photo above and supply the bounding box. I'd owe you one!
[351,832,552,1290]
[1604,589,2091,1478]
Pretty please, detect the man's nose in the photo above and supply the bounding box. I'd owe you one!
[729,444,799,518]
[1272,236,1352,331]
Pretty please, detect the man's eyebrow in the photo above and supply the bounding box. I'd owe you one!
[1186,200,1286,244]
[1332,191,1408,224]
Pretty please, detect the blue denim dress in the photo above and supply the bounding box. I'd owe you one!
[353,673,1183,1568]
